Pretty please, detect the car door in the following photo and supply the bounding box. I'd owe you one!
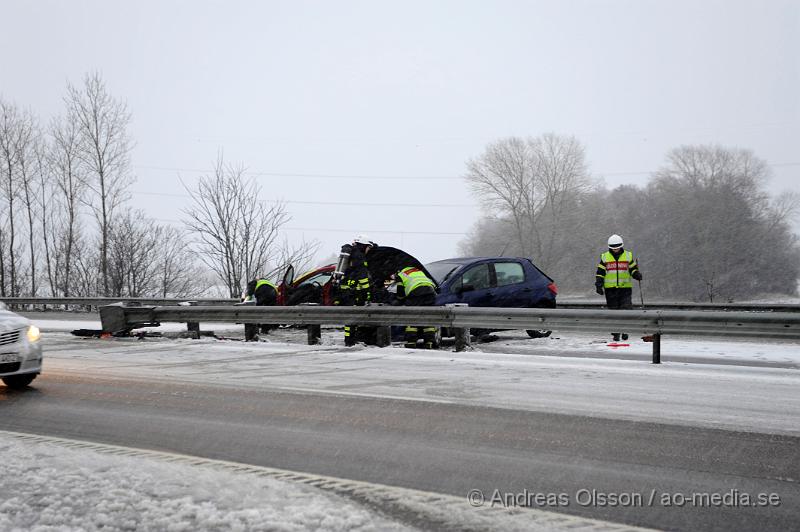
[490,260,532,307]
[449,262,494,306]
[290,270,333,305]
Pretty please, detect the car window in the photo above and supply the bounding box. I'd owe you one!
[460,263,490,290]
[494,262,525,287]
[298,272,332,287]
[424,262,461,284]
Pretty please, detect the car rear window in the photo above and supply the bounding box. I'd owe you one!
[494,262,525,286]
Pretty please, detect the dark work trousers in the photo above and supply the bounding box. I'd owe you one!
[605,287,632,340]
[255,285,278,335]
[404,288,437,349]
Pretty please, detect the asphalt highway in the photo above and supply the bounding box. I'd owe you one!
[2,369,797,531]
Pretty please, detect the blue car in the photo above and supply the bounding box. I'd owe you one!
[424,257,558,338]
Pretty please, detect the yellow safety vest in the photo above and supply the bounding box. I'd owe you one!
[397,267,435,296]
[255,279,277,291]
[599,250,636,289]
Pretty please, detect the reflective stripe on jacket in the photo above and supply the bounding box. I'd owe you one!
[397,266,436,296]
[598,250,636,288]
[255,279,277,291]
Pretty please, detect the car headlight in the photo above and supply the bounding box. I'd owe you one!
[27,325,41,343]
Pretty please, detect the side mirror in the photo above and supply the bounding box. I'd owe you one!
[461,284,476,293]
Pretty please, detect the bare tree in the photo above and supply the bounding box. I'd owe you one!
[106,209,156,296]
[0,98,23,296]
[464,133,592,271]
[48,114,87,296]
[268,237,322,281]
[13,109,40,296]
[182,153,295,297]
[66,72,134,295]
[154,225,210,298]
[646,144,798,300]
[35,136,58,296]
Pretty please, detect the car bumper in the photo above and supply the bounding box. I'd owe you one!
[0,340,43,377]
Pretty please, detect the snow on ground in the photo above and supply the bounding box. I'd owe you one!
[33,315,800,437]
[0,431,632,532]
[28,315,800,366]
[0,432,411,532]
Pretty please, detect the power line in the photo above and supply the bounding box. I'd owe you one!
[134,165,462,180]
[135,161,800,182]
[131,190,477,208]
[149,217,467,236]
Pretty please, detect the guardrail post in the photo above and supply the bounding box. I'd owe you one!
[446,303,470,352]
[182,301,200,338]
[307,324,321,345]
[652,333,661,364]
[244,323,259,341]
[375,326,391,347]
[454,327,471,352]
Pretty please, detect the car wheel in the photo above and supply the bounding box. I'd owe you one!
[526,329,552,339]
[2,373,37,389]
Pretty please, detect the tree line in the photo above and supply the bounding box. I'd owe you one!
[462,135,800,301]
[0,72,316,300]
[4,74,795,302]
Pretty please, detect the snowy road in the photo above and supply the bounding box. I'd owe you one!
[2,317,799,530]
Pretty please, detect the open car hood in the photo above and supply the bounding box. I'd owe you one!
[366,246,439,289]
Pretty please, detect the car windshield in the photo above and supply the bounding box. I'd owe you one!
[424,262,461,284]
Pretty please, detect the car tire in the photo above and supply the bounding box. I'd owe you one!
[526,329,552,339]
[2,373,37,389]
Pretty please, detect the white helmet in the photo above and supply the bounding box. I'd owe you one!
[353,234,373,246]
[607,234,624,248]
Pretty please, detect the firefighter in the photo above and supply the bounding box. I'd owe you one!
[244,278,278,306]
[393,266,438,349]
[242,277,278,340]
[595,234,642,341]
[334,235,374,346]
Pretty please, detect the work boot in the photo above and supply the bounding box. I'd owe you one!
[611,333,620,342]
[405,328,418,349]
[621,333,629,340]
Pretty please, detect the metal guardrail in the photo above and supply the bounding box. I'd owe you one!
[5,296,799,313]
[557,301,800,312]
[98,303,800,363]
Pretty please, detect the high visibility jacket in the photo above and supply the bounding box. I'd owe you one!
[243,278,277,303]
[255,279,277,291]
[396,267,436,298]
[596,250,638,289]
[335,256,370,305]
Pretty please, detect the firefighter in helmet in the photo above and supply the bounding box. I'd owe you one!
[334,235,375,346]
[595,234,642,341]
[393,265,438,349]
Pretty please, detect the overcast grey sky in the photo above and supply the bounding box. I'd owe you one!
[2,0,798,265]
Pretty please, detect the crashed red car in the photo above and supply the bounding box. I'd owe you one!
[276,264,336,306]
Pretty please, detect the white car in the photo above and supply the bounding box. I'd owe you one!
[0,302,42,389]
